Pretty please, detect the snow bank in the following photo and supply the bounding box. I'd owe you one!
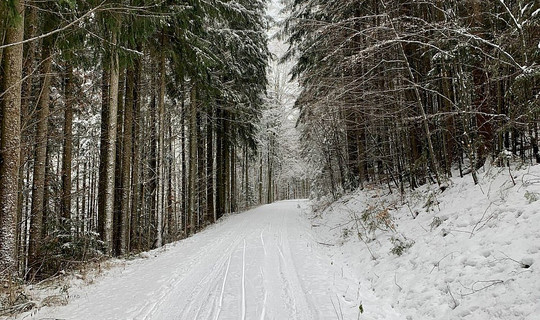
[310,163,540,320]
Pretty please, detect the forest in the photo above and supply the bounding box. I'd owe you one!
[287,0,539,198]
[0,0,539,307]
[0,0,309,286]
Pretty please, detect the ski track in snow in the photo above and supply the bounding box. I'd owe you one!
[241,239,246,320]
[17,200,402,320]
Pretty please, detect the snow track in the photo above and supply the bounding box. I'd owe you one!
[22,201,401,320]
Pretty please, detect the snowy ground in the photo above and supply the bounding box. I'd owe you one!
[13,201,401,320]
[312,162,540,320]
[9,163,539,320]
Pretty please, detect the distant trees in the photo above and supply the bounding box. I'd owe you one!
[285,0,540,198]
[0,0,282,283]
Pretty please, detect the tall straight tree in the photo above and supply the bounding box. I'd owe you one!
[61,63,75,228]
[120,67,135,254]
[28,26,55,275]
[188,83,197,236]
[0,0,25,279]
[98,29,120,255]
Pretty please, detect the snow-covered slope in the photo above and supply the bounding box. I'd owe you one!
[311,163,540,320]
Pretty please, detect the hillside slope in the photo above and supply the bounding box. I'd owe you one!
[310,163,540,319]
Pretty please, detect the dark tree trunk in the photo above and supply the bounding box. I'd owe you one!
[0,0,25,278]
[121,68,134,254]
[206,106,214,223]
[61,63,74,228]
[188,84,198,236]
[28,32,54,276]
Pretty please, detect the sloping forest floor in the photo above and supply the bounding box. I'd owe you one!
[311,162,540,320]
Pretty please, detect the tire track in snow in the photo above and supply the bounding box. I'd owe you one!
[260,229,266,256]
[133,217,251,320]
[276,229,298,319]
[241,239,247,320]
[177,233,246,318]
[276,213,315,320]
[260,290,267,320]
[178,228,260,319]
[258,266,267,320]
[131,231,233,319]
[213,253,232,320]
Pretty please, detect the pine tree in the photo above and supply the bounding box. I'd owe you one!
[28,9,57,275]
[0,0,25,280]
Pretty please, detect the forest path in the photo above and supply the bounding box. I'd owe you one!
[24,201,401,320]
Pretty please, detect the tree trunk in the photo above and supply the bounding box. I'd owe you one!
[267,137,272,203]
[224,122,230,212]
[258,151,263,204]
[0,0,24,279]
[156,43,166,247]
[28,32,54,276]
[130,53,142,252]
[197,107,205,227]
[243,146,248,209]
[148,75,157,248]
[167,119,174,240]
[61,63,74,228]
[215,109,225,219]
[230,145,236,212]
[188,83,198,236]
[16,4,38,274]
[121,68,134,255]
[97,61,110,245]
[180,78,187,235]
[82,161,87,233]
[206,106,214,223]
[113,67,125,256]
[102,32,120,255]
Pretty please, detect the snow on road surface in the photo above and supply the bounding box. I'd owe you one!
[19,201,402,320]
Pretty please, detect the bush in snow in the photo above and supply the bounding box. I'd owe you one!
[389,235,414,256]
[29,223,105,281]
[524,191,539,203]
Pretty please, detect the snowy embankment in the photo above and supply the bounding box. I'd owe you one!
[12,201,402,320]
[311,163,540,320]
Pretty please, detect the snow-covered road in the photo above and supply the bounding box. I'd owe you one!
[24,201,401,320]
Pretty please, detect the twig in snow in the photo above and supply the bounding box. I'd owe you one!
[430,251,458,274]
[446,283,459,309]
[405,202,416,219]
[470,203,493,237]
[330,219,355,231]
[417,221,428,233]
[498,251,530,268]
[317,241,335,247]
[394,273,402,292]
[330,296,343,320]
[336,294,344,320]
[460,280,504,297]
[447,229,475,236]
[508,165,516,186]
